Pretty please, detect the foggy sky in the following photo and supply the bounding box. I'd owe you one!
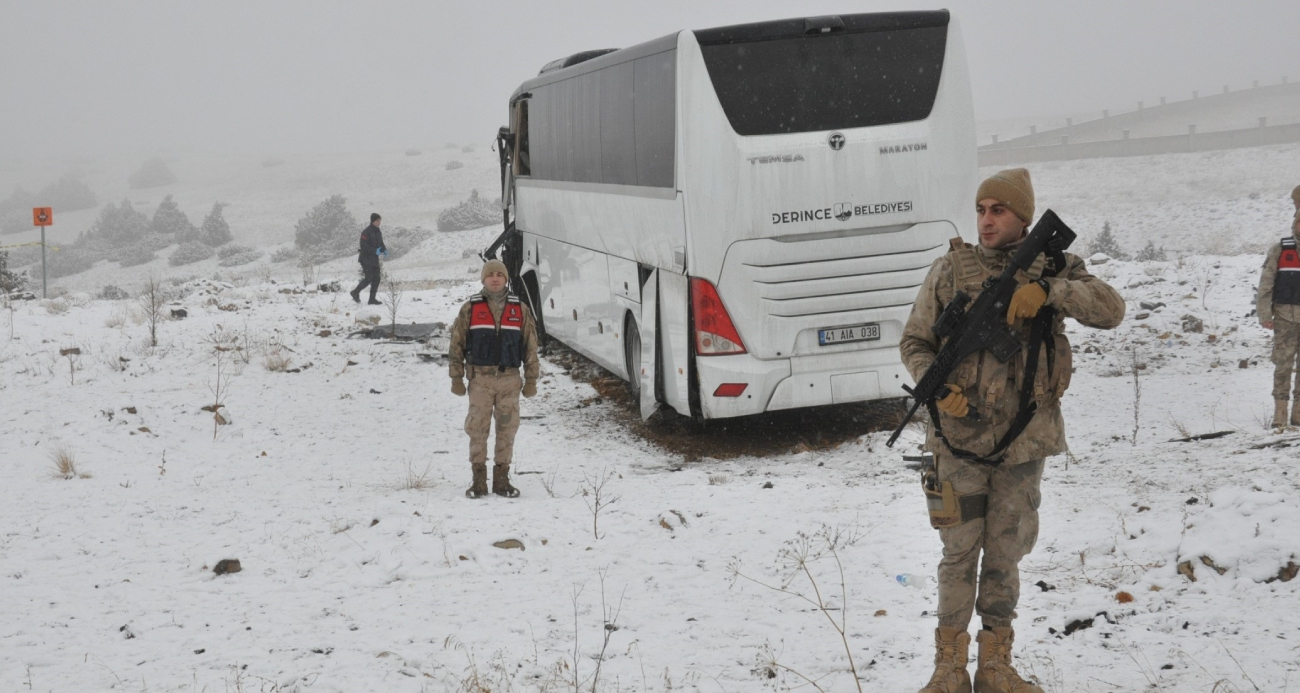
[2,0,1298,163]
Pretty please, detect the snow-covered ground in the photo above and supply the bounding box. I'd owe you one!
[3,145,1299,692]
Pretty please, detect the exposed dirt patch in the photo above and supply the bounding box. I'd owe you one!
[542,340,912,461]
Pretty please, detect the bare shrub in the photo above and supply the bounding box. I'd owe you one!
[205,329,239,440]
[581,468,620,540]
[49,446,87,480]
[104,310,126,329]
[708,474,731,486]
[42,298,70,314]
[395,460,435,491]
[1130,347,1142,445]
[539,466,561,498]
[382,271,403,339]
[730,525,866,693]
[262,346,292,372]
[137,276,168,347]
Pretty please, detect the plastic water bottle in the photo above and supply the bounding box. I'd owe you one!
[896,573,927,590]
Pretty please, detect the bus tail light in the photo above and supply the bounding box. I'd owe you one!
[691,277,747,356]
[713,383,748,397]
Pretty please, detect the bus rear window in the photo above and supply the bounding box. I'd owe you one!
[699,25,947,136]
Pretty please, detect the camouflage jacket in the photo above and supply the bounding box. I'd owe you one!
[448,292,541,381]
[1255,228,1300,325]
[900,241,1125,465]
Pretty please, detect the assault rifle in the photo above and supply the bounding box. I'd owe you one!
[885,209,1076,450]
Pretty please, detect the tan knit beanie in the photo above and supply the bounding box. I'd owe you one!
[1292,184,1300,209]
[481,259,508,281]
[977,168,1035,225]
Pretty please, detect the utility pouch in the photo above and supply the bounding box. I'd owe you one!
[920,467,988,530]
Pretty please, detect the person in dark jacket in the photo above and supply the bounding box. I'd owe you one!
[351,213,387,305]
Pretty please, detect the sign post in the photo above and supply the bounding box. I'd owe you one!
[33,207,52,298]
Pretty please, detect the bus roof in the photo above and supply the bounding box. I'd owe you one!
[510,10,952,101]
[513,33,679,99]
[693,10,948,46]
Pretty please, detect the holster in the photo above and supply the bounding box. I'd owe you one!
[922,462,988,530]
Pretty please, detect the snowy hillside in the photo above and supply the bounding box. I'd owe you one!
[3,232,1298,688]
[1,145,500,293]
[6,142,1299,301]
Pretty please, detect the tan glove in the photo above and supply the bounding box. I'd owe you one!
[935,384,969,417]
[522,379,537,398]
[1007,280,1049,324]
[451,377,466,397]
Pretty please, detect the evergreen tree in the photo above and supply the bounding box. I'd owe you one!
[0,250,29,294]
[0,186,35,234]
[128,158,178,189]
[200,202,232,247]
[436,189,500,232]
[151,194,198,240]
[1087,221,1128,260]
[89,199,150,244]
[293,194,357,260]
[1134,239,1168,262]
[37,175,97,212]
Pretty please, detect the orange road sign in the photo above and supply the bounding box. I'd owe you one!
[33,207,53,226]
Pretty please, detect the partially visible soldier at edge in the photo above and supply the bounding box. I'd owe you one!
[448,260,540,499]
[1256,208,1300,428]
[900,168,1125,693]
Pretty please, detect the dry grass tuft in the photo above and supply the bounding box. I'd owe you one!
[395,460,435,491]
[707,474,731,486]
[262,347,292,372]
[49,446,88,480]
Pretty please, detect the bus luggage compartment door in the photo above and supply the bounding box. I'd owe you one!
[639,271,659,420]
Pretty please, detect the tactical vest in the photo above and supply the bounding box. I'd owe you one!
[1275,237,1300,305]
[944,240,1072,397]
[467,295,525,368]
[931,240,1072,464]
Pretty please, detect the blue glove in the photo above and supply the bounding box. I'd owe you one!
[376,248,387,258]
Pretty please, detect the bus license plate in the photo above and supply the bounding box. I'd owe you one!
[818,323,880,346]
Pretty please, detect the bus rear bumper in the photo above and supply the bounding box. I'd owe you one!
[695,348,913,419]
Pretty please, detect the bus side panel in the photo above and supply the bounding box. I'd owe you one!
[657,270,692,416]
[535,235,570,345]
[535,234,625,376]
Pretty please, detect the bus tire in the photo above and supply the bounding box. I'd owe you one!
[624,314,640,397]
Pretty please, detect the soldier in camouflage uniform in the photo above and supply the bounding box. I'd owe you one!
[1256,209,1300,428]
[900,168,1125,693]
[449,260,540,498]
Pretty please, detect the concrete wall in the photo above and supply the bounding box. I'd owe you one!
[978,122,1300,167]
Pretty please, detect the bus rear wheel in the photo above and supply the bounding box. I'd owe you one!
[624,316,640,398]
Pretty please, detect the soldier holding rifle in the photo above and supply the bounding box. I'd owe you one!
[897,169,1124,693]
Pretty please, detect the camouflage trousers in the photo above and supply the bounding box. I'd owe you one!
[465,367,523,466]
[934,456,1044,631]
[1272,318,1300,401]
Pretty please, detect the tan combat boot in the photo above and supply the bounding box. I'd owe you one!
[465,464,488,499]
[974,627,1042,693]
[1274,400,1290,429]
[492,464,520,498]
[918,627,971,693]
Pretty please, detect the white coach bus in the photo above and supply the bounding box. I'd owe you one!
[489,10,976,420]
